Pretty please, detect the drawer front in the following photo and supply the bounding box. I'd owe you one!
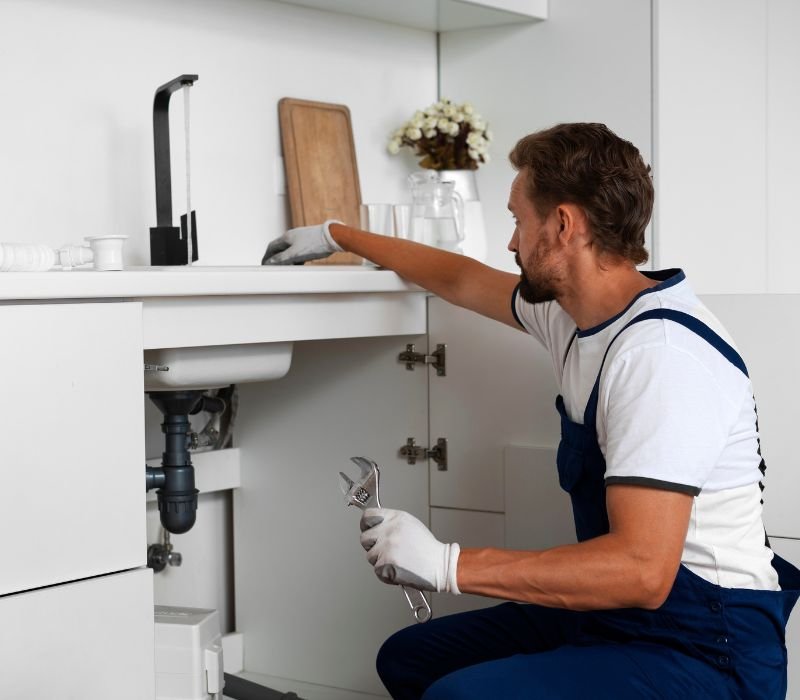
[0,302,145,594]
[1,568,154,699]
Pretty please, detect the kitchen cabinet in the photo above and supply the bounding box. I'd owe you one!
[0,268,428,698]
[428,298,559,512]
[701,294,800,540]
[271,0,547,32]
[233,295,569,694]
[0,302,145,596]
[0,301,151,696]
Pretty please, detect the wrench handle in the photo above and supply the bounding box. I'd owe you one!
[402,585,431,623]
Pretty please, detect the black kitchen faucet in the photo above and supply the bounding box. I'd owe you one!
[149,73,199,265]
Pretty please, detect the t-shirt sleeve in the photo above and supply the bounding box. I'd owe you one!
[600,343,738,495]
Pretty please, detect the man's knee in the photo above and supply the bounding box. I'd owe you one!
[376,625,422,691]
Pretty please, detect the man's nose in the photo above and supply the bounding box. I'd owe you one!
[508,230,518,253]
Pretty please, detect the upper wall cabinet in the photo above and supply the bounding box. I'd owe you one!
[271,0,547,31]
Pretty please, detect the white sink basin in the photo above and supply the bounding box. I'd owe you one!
[143,342,293,391]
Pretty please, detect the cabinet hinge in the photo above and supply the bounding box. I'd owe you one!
[399,437,448,471]
[398,343,446,376]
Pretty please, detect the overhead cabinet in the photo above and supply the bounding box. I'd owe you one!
[271,0,547,31]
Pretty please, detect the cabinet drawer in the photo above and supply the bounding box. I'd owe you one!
[0,302,145,594]
[0,568,154,699]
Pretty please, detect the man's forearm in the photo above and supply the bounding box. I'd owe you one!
[329,223,474,301]
[458,534,679,611]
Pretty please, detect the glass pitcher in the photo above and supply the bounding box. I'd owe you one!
[408,171,464,253]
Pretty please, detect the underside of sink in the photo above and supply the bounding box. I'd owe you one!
[143,342,293,391]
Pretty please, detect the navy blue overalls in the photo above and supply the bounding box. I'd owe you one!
[377,309,800,700]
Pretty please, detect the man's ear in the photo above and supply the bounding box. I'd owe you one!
[556,204,588,246]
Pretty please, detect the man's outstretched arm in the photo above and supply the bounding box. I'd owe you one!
[263,221,522,329]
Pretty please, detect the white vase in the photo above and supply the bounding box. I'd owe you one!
[439,169,488,262]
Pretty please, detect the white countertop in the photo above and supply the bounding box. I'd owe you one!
[0,265,423,301]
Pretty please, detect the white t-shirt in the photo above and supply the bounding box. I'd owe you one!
[513,269,779,591]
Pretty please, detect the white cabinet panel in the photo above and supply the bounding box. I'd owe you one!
[234,335,429,695]
[0,302,145,595]
[428,298,559,511]
[701,295,800,538]
[0,569,155,700]
[654,0,767,292]
[504,445,575,551]
[430,506,505,617]
[766,0,800,293]
[765,537,800,698]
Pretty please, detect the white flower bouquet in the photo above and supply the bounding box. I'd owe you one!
[387,98,492,171]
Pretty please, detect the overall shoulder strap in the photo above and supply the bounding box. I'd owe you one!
[582,308,749,429]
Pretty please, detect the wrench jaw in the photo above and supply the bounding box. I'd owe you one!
[338,457,381,509]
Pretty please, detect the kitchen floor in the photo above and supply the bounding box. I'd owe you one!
[234,671,388,699]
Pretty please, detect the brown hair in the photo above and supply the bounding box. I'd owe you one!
[509,123,652,265]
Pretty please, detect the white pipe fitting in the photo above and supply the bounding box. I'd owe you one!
[58,235,128,271]
[0,236,128,272]
[57,244,94,270]
[84,235,127,271]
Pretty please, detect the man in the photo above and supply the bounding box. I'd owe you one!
[263,123,800,699]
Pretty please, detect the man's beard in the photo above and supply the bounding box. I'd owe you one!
[515,247,558,304]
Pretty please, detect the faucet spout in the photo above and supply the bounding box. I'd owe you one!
[150,74,199,265]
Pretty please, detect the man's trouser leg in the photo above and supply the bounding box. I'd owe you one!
[376,601,581,700]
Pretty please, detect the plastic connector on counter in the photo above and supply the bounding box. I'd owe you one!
[57,244,93,270]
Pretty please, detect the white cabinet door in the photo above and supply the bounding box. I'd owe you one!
[653,0,767,292]
[0,568,155,700]
[701,294,800,539]
[430,506,505,617]
[234,334,428,696]
[428,297,560,511]
[766,0,800,293]
[0,302,145,595]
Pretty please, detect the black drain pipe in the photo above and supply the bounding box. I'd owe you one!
[145,390,204,534]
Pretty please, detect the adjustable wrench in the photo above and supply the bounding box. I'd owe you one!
[339,456,432,623]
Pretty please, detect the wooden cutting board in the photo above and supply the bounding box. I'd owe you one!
[279,97,362,265]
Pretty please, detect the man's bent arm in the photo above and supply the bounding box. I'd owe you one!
[329,223,521,329]
[457,484,693,610]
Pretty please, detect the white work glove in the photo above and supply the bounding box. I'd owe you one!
[360,508,461,594]
[261,220,344,265]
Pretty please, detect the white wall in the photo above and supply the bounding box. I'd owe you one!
[439,0,652,272]
[653,0,800,295]
[0,0,436,265]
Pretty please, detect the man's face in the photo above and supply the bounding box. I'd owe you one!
[507,171,564,304]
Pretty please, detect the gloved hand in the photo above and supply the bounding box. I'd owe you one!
[360,508,461,594]
[261,220,344,265]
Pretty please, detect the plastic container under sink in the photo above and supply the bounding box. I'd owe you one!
[144,342,293,391]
